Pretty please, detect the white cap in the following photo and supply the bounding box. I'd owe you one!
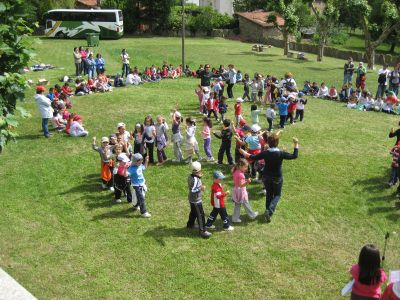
[191,161,201,173]
[117,153,130,163]
[101,136,109,143]
[117,122,125,128]
[236,98,244,103]
[251,124,261,133]
[203,87,209,92]
[175,111,181,118]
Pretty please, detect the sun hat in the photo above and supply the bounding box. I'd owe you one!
[191,161,201,173]
[117,122,126,128]
[117,153,130,163]
[251,124,261,133]
[236,98,244,103]
[132,153,143,163]
[101,136,109,143]
[36,85,46,92]
[213,170,225,180]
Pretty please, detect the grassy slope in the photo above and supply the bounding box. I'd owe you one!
[0,37,399,300]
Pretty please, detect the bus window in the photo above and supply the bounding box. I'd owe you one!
[118,11,123,21]
[46,20,52,29]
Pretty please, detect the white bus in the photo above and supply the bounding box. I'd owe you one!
[44,9,123,39]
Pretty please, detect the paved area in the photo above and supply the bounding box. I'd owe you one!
[0,268,37,300]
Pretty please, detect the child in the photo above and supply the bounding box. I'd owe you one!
[250,104,261,125]
[294,92,307,122]
[143,115,156,164]
[195,86,204,114]
[61,82,73,96]
[187,162,212,238]
[185,117,202,163]
[213,78,221,100]
[266,103,276,132]
[171,110,184,162]
[278,97,289,129]
[205,171,234,231]
[315,82,329,99]
[218,96,227,122]
[114,153,133,204]
[327,86,338,100]
[250,78,258,102]
[70,115,88,137]
[117,122,131,144]
[206,93,219,121]
[388,144,400,186]
[47,87,56,101]
[92,136,115,191]
[242,73,251,101]
[381,281,400,300]
[202,117,214,162]
[51,110,66,132]
[201,87,210,115]
[257,75,264,103]
[238,124,262,178]
[349,244,387,300]
[231,159,259,222]
[128,153,151,218]
[234,98,244,126]
[264,79,272,103]
[214,119,234,165]
[132,123,145,155]
[155,115,168,165]
[287,96,297,124]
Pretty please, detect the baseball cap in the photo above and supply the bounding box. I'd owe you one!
[117,153,130,163]
[132,153,143,163]
[175,111,182,118]
[36,85,46,92]
[236,97,244,103]
[191,161,201,173]
[101,136,109,143]
[280,97,287,102]
[213,170,225,180]
[117,122,126,128]
[251,124,261,133]
[135,123,141,128]
[242,124,251,131]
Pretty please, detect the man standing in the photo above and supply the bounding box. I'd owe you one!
[389,62,400,96]
[344,57,355,84]
[34,85,53,138]
[198,64,214,89]
[376,64,391,98]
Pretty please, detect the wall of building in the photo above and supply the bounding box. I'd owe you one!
[199,0,234,15]
[238,18,282,43]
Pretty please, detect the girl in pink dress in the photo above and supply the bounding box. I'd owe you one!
[231,159,259,223]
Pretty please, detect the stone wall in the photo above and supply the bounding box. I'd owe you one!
[160,29,236,38]
[238,18,282,43]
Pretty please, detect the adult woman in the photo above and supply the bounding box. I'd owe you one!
[121,49,130,78]
[240,132,299,222]
[356,62,367,91]
[227,64,237,99]
[73,47,82,76]
[79,46,87,76]
[389,62,400,96]
[86,53,96,80]
[95,53,105,76]
[34,86,53,138]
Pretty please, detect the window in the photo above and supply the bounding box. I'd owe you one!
[46,20,52,29]
[118,11,123,22]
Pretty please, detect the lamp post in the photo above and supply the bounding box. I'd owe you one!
[181,0,185,72]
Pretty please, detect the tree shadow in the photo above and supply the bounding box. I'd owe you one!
[143,225,199,246]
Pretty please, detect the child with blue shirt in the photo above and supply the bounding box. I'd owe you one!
[128,153,151,218]
[47,87,56,101]
[239,124,262,178]
[278,97,289,129]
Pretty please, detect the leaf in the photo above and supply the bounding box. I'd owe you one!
[16,106,31,118]
[5,114,18,127]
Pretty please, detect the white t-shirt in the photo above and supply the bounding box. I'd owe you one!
[378,68,390,85]
[121,53,129,64]
[266,108,276,119]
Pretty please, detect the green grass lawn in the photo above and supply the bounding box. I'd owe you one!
[0,37,399,299]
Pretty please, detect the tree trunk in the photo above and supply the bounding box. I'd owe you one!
[365,44,375,70]
[283,30,289,56]
[389,41,396,54]
[317,37,325,62]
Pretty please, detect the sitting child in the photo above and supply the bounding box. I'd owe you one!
[315,82,329,99]
[69,115,88,137]
[51,110,66,132]
[327,86,338,100]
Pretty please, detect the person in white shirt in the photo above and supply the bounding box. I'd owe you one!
[315,82,329,99]
[377,64,390,98]
[126,71,142,85]
[227,64,237,99]
[116,122,131,143]
[34,85,53,138]
[70,115,88,137]
[266,103,276,132]
[121,48,130,78]
[277,72,297,92]
[250,79,258,102]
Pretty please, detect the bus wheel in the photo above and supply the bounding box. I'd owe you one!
[56,32,65,39]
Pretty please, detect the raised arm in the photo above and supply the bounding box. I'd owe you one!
[282,137,299,160]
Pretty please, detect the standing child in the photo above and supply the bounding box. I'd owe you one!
[185,117,202,163]
[171,110,184,162]
[202,117,214,162]
[215,119,234,165]
[114,153,133,204]
[128,153,151,218]
[349,244,387,300]
[264,79,272,103]
[143,115,156,164]
[250,78,258,102]
[218,96,228,122]
[278,97,289,129]
[294,92,307,122]
[242,73,251,101]
[187,162,212,238]
[388,143,400,186]
[287,96,297,124]
[234,98,244,126]
[266,103,276,132]
[231,159,259,223]
[250,104,261,125]
[257,75,264,103]
[132,123,145,155]
[195,86,203,114]
[205,171,234,231]
[155,115,168,165]
[92,136,115,191]
[206,93,219,121]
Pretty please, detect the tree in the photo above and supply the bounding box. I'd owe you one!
[266,0,300,56]
[308,0,340,61]
[344,0,400,69]
[0,0,35,152]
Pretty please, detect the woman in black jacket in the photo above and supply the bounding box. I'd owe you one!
[240,133,299,222]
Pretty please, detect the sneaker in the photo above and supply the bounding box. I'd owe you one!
[133,206,140,211]
[265,213,271,223]
[171,159,182,163]
[197,157,204,162]
[224,226,234,231]
[205,225,216,230]
[101,183,107,189]
[141,212,151,218]
[200,231,212,238]
[232,219,242,223]
[109,187,115,192]
[207,157,215,162]
[115,199,122,203]
[250,212,259,220]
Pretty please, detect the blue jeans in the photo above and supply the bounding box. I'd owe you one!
[264,176,283,216]
[389,167,398,185]
[376,84,386,98]
[132,186,147,214]
[42,118,49,137]
[389,84,399,96]
[343,73,353,84]
[122,63,130,78]
[88,68,95,80]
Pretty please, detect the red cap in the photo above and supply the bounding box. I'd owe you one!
[36,85,46,92]
[239,118,247,127]
[73,115,81,121]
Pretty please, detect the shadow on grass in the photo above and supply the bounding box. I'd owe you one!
[144,225,198,246]
[92,207,135,221]
[17,133,43,140]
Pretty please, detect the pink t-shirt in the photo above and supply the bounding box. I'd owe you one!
[233,169,245,188]
[350,264,387,299]
[202,125,210,139]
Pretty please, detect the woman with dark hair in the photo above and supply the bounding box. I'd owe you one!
[349,244,387,300]
[240,132,298,222]
[73,47,81,76]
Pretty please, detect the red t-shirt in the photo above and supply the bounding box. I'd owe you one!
[234,103,242,116]
[381,282,400,300]
[350,264,387,299]
[288,102,297,113]
[210,182,227,208]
